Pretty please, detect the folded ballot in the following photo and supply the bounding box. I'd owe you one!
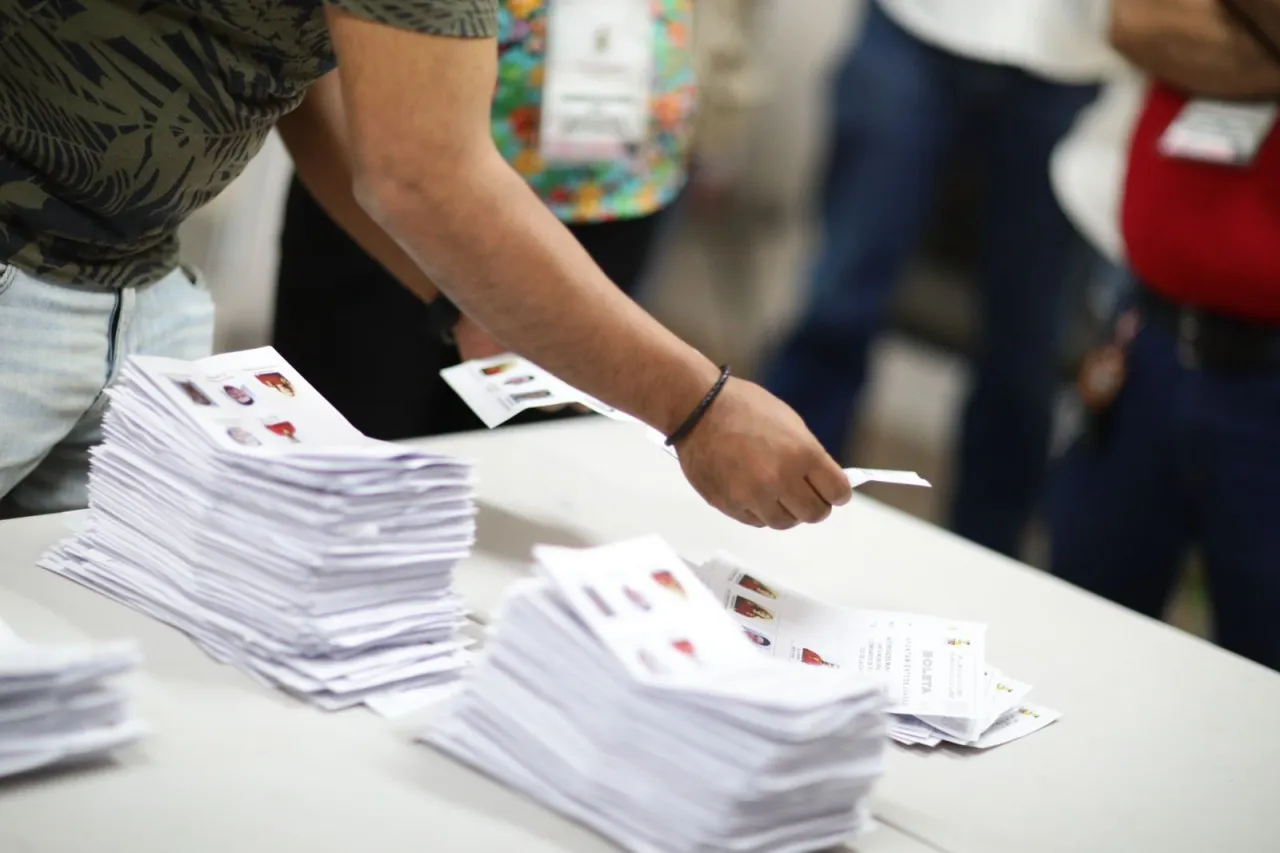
[41,348,476,716]
[424,536,890,853]
[0,618,145,779]
[442,354,934,494]
[694,554,1060,749]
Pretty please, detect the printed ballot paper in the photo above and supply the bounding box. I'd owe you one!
[424,536,890,853]
[40,348,477,716]
[0,618,145,779]
[442,354,934,493]
[694,554,1060,749]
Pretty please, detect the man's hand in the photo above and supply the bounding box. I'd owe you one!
[1110,0,1280,97]
[676,380,852,529]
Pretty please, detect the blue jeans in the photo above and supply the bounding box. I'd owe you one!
[1050,293,1280,672]
[760,3,1098,557]
[0,263,214,515]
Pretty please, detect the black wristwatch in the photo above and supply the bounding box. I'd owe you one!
[427,293,462,345]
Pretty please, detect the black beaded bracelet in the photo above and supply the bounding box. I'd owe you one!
[665,365,732,447]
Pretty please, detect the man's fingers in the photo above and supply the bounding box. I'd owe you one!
[724,507,766,528]
[780,482,833,525]
[753,499,799,531]
[806,456,854,508]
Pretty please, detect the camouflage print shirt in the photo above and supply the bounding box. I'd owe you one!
[0,0,497,288]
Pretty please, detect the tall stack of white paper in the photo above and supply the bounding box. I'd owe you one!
[41,348,476,714]
[425,537,889,853]
[0,619,145,779]
[695,554,1061,750]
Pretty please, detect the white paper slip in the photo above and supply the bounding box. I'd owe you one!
[363,680,467,720]
[439,355,588,429]
[845,468,931,489]
[916,666,1034,744]
[1159,100,1277,166]
[695,553,986,719]
[533,536,764,684]
[963,703,1060,749]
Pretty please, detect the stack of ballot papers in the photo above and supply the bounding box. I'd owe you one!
[0,618,145,779]
[41,348,476,716]
[425,536,890,853]
[694,554,1061,750]
[442,354,935,494]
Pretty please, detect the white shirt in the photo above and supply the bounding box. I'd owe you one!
[1050,68,1147,263]
[876,0,1116,83]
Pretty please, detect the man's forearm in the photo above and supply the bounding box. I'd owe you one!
[360,146,720,436]
[323,12,721,434]
[277,74,441,303]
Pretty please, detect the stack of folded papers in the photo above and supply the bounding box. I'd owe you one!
[694,554,1061,750]
[425,536,890,853]
[41,348,476,715]
[0,618,145,779]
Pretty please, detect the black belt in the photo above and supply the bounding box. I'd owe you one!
[1136,285,1280,372]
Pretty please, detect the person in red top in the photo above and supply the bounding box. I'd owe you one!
[1050,0,1280,670]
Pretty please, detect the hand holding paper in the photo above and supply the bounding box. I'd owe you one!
[442,355,931,529]
[672,376,854,529]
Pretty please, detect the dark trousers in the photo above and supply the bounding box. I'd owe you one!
[1050,280,1280,672]
[272,176,667,441]
[759,2,1098,558]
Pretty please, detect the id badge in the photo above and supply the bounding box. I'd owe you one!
[540,0,652,164]
[1159,99,1278,166]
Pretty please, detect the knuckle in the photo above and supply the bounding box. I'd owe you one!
[752,480,778,508]
[727,484,755,509]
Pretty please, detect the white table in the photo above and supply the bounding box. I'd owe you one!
[0,429,931,853]
[417,420,1280,853]
[3,419,1278,853]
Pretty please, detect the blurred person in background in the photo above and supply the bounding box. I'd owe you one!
[273,0,760,441]
[1050,0,1280,671]
[758,0,1114,558]
[0,0,851,531]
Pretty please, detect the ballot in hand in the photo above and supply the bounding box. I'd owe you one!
[671,378,853,530]
[440,354,854,530]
